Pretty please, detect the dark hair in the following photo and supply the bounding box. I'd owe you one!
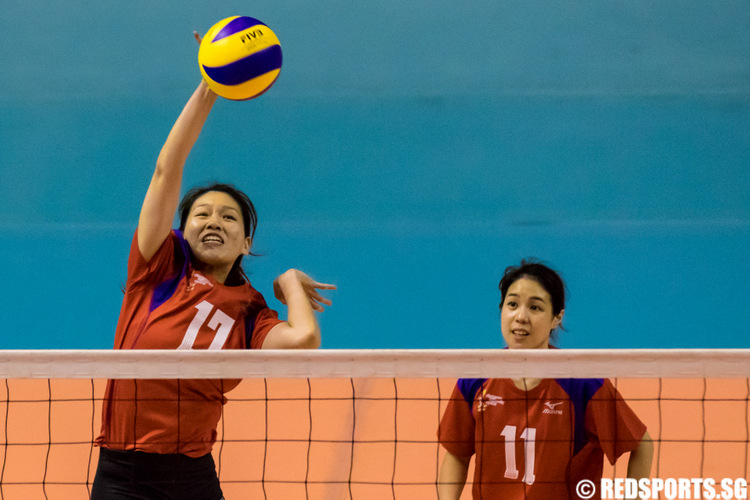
[499,258,567,318]
[178,182,259,284]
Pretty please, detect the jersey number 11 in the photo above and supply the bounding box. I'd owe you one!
[501,425,537,485]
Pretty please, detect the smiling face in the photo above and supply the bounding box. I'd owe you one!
[182,190,252,282]
[501,277,564,350]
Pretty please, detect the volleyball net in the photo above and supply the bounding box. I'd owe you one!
[1,349,749,500]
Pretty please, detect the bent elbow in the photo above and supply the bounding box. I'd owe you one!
[290,326,321,349]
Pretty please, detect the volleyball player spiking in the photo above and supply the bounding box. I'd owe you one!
[92,53,335,499]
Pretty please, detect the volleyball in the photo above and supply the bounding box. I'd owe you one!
[198,16,283,100]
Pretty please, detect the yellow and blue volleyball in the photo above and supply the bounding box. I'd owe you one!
[198,16,282,100]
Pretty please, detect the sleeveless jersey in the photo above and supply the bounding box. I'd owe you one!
[438,377,647,499]
[95,230,282,457]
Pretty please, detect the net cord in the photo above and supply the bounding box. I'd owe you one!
[0,349,748,379]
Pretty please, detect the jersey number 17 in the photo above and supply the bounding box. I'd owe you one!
[178,300,235,350]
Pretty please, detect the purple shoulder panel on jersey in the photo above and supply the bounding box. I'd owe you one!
[457,378,488,411]
[243,315,256,349]
[150,230,191,312]
[555,378,605,455]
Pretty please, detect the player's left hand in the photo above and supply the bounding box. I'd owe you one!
[274,269,336,312]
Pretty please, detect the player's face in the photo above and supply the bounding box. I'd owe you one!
[183,191,251,280]
[501,278,564,350]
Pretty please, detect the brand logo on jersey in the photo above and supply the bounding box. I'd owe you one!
[477,390,505,412]
[187,273,213,291]
[542,401,564,415]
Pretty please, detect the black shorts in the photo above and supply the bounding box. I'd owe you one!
[91,447,224,500]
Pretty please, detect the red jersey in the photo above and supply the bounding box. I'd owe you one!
[438,377,646,499]
[96,230,282,457]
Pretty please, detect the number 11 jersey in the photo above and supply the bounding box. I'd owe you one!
[438,377,647,499]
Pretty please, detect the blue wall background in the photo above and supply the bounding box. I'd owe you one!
[1,1,748,349]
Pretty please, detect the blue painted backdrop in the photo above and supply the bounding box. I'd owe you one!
[1,1,748,349]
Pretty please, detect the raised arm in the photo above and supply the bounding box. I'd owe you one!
[138,81,218,261]
[261,269,336,349]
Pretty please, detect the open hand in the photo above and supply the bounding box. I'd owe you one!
[274,269,336,312]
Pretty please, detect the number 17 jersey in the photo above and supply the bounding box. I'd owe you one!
[96,230,283,458]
